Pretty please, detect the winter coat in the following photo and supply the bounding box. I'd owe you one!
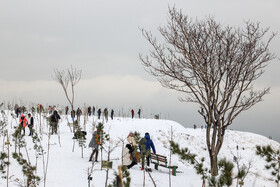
[127,136,136,146]
[50,111,61,123]
[122,146,132,165]
[77,108,82,116]
[104,108,108,117]
[19,114,27,128]
[88,107,91,114]
[27,116,34,127]
[65,106,69,114]
[89,131,101,149]
[139,133,156,154]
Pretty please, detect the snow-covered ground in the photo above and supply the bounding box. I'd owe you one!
[0,110,279,187]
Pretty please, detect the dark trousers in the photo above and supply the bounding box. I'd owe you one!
[127,152,137,169]
[28,125,33,136]
[89,148,99,161]
[141,154,151,168]
[51,122,58,134]
[19,124,25,135]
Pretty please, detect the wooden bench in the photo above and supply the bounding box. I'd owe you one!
[150,153,178,176]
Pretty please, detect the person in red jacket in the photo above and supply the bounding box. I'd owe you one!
[131,109,134,119]
[19,114,27,135]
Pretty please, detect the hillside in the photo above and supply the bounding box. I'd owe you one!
[0,110,279,187]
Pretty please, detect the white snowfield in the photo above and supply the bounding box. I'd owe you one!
[1,110,279,187]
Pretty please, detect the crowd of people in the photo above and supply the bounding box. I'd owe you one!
[89,128,156,171]
[14,104,154,170]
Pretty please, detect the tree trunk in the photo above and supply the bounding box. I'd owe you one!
[210,152,218,176]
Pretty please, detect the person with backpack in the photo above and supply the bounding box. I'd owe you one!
[19,114,27,135]
[27,113,34,136]
[139,132,156,170]
[50,110,61,135]
[89,128,101,162]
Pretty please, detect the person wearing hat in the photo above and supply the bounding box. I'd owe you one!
[27,113,34,136]
[19,114,27,135]
[127,131,137,146]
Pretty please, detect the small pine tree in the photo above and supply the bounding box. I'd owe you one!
[170,141,208,186]
[170,141,235,187]
[133,131,141,145]
[109,166,131,187]
[75,124,86,158]
[256,145,280,186]
[217,158,234,186]
[0,152,9,178]
[12,126,25,153]
[12,152,40,187]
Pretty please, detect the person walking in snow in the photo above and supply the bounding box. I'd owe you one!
[65,106,69,115]
[131,109,134,119]
[71,109,75,120]
[48,106,52,114]
[111,109,114,120]
[97,108,101,120]
[138,109,141,119]
[139,132,156,170]
[103,108,109,122]
[88,106,91,116]
[27,113,34,136]
[76,107,82,121]
[92,106,95,116]
[50,110,61,135]
[19,114,27,135]
[14,104,19,117]
[89,128,101,162]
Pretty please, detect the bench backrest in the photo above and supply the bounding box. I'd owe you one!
[151,153,168,167]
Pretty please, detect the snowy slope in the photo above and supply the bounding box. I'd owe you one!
[0,110,279,187]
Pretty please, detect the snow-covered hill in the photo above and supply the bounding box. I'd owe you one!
[0,110,279,187]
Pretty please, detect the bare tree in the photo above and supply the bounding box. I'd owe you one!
[140,6,276,176]
[53,65,82,132]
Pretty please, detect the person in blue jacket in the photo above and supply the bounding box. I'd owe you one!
[139,132,156,170]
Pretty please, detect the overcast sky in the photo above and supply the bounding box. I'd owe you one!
[0,0,279,142]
